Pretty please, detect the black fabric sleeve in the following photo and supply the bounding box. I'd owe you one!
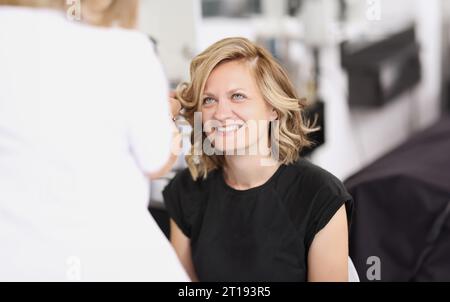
[162,170,195,238]
[304,174,354,252]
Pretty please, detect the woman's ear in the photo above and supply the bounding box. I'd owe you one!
[270,108,278,121]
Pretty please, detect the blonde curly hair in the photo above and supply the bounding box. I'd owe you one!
[176,37,317,180]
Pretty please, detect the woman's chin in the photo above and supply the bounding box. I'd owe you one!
[211,142,250,155]
[207,131,259,155]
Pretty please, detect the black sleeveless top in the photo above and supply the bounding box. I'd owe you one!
[163,159,353,282]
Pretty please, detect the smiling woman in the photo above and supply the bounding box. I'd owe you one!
[201,60,278,158]
[176,37,316,180]
[164,37,354,282]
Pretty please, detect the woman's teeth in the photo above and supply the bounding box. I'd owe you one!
[216,124,243,133]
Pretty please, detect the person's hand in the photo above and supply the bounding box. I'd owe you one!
[148,92,183,180]
[169,91,182,121]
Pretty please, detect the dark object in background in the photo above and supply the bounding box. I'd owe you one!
[287,0,303,16]
[345,116,450,281]
[341,26,421,108]
[446,80,450,112]
[148,35,158,54]
[201,0,261,18]
[300,47,325,157]
[338,0,348,22]
[301,100,325,157]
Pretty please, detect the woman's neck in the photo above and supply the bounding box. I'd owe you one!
[223,154,281,190]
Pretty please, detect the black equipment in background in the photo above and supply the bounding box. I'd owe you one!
[301,99,325,157]
[341,25,421,108]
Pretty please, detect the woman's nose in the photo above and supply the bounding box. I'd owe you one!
[213,99,234,121]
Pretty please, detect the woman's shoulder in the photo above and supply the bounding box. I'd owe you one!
[163,168,219,237]
[279,159,353,249]
[276,159,353,216]
[165,168,218,194]
[280,159,348,193]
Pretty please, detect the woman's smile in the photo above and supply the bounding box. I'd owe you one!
[213,123,245,136]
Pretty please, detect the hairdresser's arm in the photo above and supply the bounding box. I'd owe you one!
[147,124,180,180]
[148,95,182,180]
[170,219,199,281]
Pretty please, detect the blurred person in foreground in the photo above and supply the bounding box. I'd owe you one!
[0,0,188,281]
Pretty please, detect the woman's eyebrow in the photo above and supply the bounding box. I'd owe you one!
[203,91,217,98]
[203,89,247,97]
[228,88,246,94]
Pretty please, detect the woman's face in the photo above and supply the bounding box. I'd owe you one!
[201,60,277,155]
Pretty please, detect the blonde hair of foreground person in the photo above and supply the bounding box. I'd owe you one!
[0,0,138,28]
[176,37,318,180]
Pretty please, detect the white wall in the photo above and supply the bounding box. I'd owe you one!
[414,0,443,128]
[138,0,201,83]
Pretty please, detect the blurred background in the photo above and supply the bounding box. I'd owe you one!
[144,0,450,282]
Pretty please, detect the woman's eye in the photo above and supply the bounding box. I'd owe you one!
[203,97,216,105]
[232,93,246,101]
